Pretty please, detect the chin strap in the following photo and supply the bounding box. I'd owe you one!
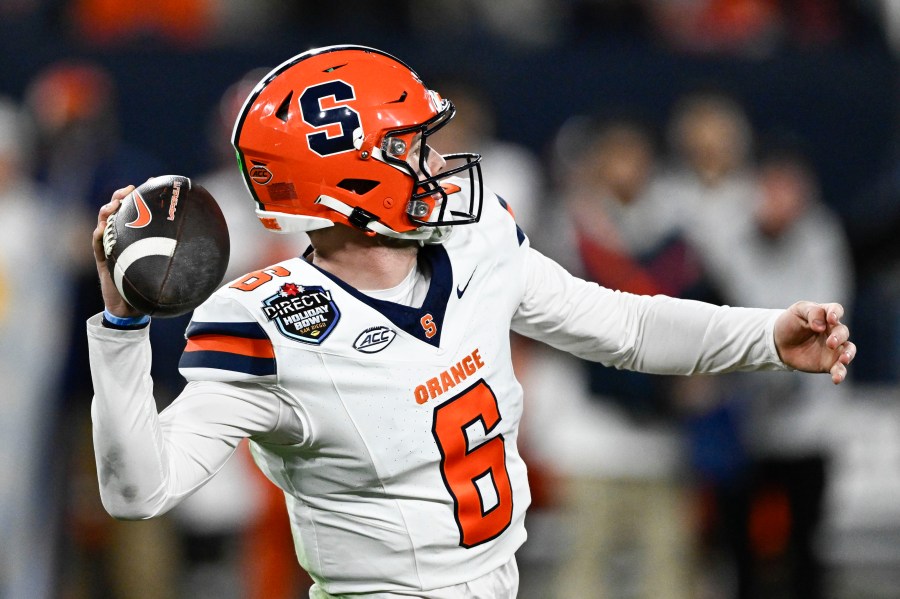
[314,195,450,244]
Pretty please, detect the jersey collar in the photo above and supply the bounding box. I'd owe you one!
[303,244,452,347]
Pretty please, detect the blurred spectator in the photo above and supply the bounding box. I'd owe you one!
[646,0,784,56]
[429,78,545,234]
[658,89,760,597]
[23,59,176,398]
[26,62,125,212]
[722,144,853,309]
[665,90,856,596]
[661,89,758,296]
[531,115,715,598]
[65,0,287,47]
[0,95,75,599]
[643,0,884,55]
[715,144,854,599]
[22,60,177,599]
[65,0,213,47]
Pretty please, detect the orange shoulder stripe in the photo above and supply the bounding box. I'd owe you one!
[185,333,275,359]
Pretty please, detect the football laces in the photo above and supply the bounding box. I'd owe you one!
[102,212,118,258]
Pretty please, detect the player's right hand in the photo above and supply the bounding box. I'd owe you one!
[93,186,142,318]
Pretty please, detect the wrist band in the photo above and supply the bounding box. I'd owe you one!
[103,308,150,327]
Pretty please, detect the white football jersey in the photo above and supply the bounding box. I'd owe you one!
[180,190,532,592]
[89,184,787,597]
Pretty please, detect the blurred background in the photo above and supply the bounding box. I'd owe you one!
[1,1,899,598]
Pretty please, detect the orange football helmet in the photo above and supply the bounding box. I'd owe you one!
[232,45,483,240]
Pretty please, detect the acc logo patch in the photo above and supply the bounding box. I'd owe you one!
[353,326,396,354]
[262,283,340,344]
[249,165,273,185]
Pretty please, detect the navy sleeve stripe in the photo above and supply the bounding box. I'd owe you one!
[179,350,276,377]
[515,224,526,246]
[186,320,269,340]
[496,196,526,246]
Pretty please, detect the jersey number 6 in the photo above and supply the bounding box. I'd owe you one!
[432,379,513,548]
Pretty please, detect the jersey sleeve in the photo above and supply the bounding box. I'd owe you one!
[87,313,303,521]
[511,247,788,375]
[179,293,277,383]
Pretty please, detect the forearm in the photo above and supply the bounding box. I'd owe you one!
[88,315,245,519]
[615,294,784,374]
[88,314,176,519]
[512,249,787,375]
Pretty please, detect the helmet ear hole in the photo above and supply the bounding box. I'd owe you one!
[337,178,380,195]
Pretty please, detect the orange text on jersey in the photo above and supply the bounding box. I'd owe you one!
[414,348,485,405]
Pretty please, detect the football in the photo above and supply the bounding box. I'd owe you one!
[103,175,230,318]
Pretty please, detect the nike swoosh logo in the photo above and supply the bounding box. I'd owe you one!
[125,189,152,228]
[456,267,476,299]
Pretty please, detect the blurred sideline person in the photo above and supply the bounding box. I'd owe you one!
[710,145,854,599]
[22,60,177,599]
[0,96,75,599]
[535,116,719,598]
[656,90,765,596]
[661,89,758,283]
[87,46,855,599]
[23,60,170,398]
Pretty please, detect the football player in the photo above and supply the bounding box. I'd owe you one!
[88,45,855,599]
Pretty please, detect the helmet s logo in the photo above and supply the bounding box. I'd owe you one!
[299,80,362,157]
[249,165,273,185]
[125,190,152,228]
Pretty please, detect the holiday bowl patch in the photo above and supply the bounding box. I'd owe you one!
[262,283,340,344]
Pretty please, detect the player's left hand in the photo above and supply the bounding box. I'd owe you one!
[774,301,856,384]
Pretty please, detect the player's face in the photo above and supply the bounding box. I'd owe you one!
[407,133,446,178]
